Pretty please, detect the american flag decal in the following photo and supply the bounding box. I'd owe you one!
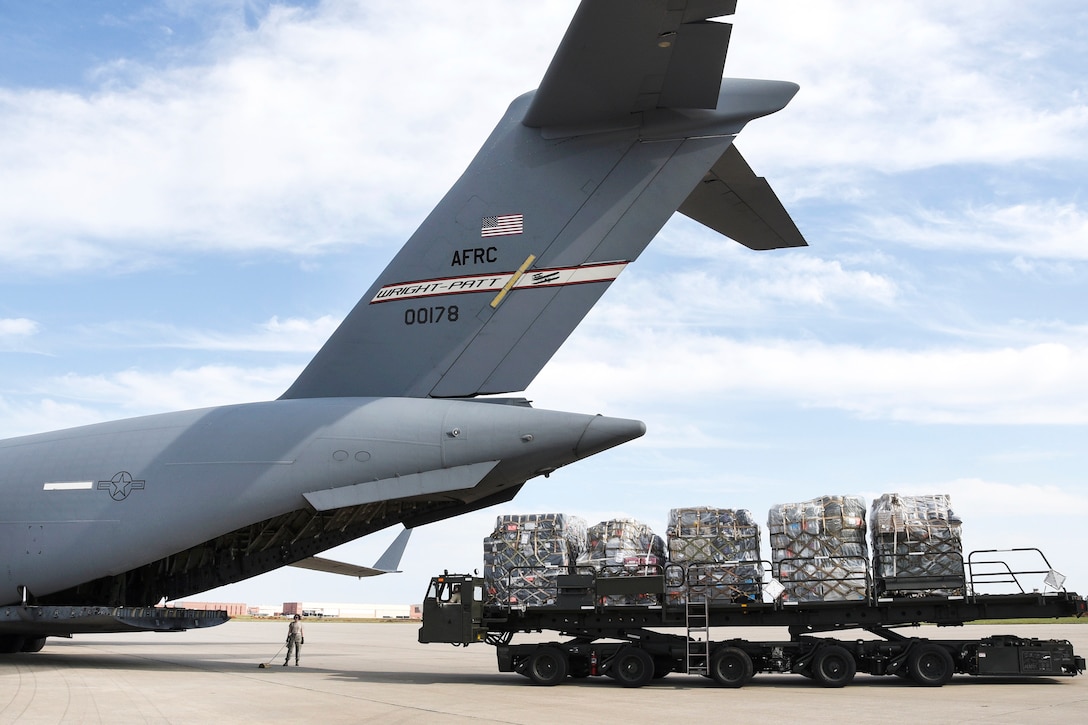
[481,213,524,238]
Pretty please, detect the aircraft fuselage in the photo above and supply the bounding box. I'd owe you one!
[0,398,643,605]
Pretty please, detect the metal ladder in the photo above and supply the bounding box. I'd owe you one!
[685,598,710,675]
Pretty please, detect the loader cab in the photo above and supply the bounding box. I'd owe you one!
[418,573,486,645]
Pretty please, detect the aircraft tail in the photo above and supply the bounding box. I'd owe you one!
[282,0,805,401]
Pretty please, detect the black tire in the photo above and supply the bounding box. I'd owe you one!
[527,647,568,686]
[0,635,25,654]
[652,655,674,679]
[908,644,954,687]
[710,646,754,688]
[811,645,856,688]
[20,637,47,653]
[568,656,591,678]
[608,647,655,688]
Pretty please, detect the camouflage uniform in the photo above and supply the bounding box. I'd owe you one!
[284,616,304,665]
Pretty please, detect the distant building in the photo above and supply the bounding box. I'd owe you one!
[281,602,418,619]
[169,601,248,617]
[163,600,421,619]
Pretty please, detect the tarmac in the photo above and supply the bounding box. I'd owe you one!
[2,621,1086,724]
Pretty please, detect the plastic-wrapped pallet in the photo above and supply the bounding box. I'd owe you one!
[665,507,763,604]
[870,493,965,596]
[483,513,587,607]
[767,495,869,602]
[580,518,666,605]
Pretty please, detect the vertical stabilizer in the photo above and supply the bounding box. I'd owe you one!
[282,0,803,401]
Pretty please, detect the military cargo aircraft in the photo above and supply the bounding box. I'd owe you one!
[0,0,805,652]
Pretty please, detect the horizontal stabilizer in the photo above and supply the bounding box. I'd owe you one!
[303,461,499,511]
[524,0,737,128]
[290,528,413,578]
[679,143,807,250]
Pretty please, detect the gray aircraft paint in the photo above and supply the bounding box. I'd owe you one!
[0,0,804,632]
[1,398,642,604]
[283,82,801,400]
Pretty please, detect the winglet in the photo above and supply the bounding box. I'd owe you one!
[372,527,412,573]
[289,528,413,578]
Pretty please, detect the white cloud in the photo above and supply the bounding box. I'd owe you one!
[935,478,1088,518]
[172,315,339,352]
[731,2,1088,176]
[43,318,1088,451]
[49,363,297,416]
[0,318,41,354]
[0,397,107,439]
[585,223,902,333]
[0,1,576,270]
[866,201,1088,260]
[0,318,39,337]
[60,315,338,356]
[3,1,1085,274]
[532,330,1088,426]
[5,1,1084,432]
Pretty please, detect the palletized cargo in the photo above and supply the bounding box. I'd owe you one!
[581,518,665,605]
[870,493,965,596]
[767,495,869,601]
[483,513,587,606]
[425,504,1087,689]
[665,507,762,603]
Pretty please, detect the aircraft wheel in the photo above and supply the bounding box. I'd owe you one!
[908,644,954,687]
[710,646,754,688]
[20,637,47,653]
[811,645,856,688]
[608,647,655,688]
[527,647,568,686]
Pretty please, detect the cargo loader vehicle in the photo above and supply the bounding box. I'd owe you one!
[418,551,1086,688]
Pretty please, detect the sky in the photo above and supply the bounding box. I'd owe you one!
[1,0,1086,609]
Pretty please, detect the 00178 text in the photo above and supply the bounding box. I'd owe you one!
[404,305,460,325]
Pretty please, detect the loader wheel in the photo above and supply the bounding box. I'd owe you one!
[568,655,591,678]
[812,645,856,688]
[710,646,754,688]
[908,644,954,687]
[0,636,25,654]
[20,637,47,653]
[527,647,568,686]
[609,647,655,688]
[652,655,674,679]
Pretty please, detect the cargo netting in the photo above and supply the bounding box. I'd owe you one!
[582,518,666,605]
[768,495,869,602]
[665,507,763,604]
[482,513,587,607]
[870,493,965,596]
